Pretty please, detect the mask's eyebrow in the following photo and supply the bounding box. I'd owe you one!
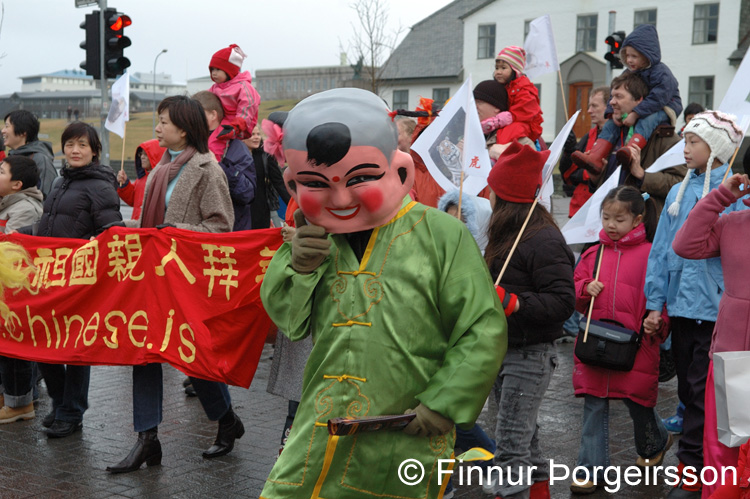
[345,163,381,176]
[297,171,329,180]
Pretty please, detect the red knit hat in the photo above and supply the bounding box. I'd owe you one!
[209,44,246,80]
[488,140,550,203]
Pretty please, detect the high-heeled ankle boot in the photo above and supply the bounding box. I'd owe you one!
[203,407,245,458]
[106,428,162,473]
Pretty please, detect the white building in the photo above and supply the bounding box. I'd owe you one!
[383,0,749,142]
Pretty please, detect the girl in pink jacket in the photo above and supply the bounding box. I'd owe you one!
[674,171,750,498]
[208,44,261,159]
[570,185,670,494]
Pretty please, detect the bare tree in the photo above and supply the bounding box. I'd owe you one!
[347,0,403,95]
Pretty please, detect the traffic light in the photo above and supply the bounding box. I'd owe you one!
[80,10,101,78]
[103,8,132,78]
[604,31,626,69]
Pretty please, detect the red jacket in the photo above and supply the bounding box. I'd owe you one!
[709,441,750,499]
[495,75,543,144]
[572,224,668,407]
[117,139,166,220]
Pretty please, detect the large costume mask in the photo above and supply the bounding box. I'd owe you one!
[282,88,415,233]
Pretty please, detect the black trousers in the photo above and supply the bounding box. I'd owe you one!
[670,316,714,469]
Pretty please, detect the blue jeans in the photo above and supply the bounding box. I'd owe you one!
[0,356,33,407]
[598,110,669,145]
[489,342,558,498]
[132,363,231,432]
[38,363,90,423]
[576,395,669,480]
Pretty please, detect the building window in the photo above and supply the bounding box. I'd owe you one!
[576,14,598,52]
[433,88,450,110]
[477,24,496,59]
[294,79,298,92]
[634,9,657,28]
[257,80,263,92]
[286,79,292,92]
[392,90,408,110]
[524,20,532,40]
[688,76,714,108]
[693,3,719,44]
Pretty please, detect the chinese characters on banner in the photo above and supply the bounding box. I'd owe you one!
[0,227,283,388]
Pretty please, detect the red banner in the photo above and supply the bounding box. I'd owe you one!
[0,227,283,388]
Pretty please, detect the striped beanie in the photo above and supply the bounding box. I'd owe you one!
[668,110,742,217]
[496,46,526,76]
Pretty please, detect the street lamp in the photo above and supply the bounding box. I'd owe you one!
[152,49,168,138]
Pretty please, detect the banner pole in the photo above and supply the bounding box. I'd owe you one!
[721,146,741,183]
[457,170,465,219]
[494,198,538,286]
[558,70,569,119]
[118,126,127,187]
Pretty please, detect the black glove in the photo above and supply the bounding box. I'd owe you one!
[101,221,127,230]
[563,131,577,154]
[155,223,175,230]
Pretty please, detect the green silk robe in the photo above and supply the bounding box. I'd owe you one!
[259,199,507,499]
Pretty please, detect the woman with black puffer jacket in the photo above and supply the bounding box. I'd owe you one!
[18,121,122,438]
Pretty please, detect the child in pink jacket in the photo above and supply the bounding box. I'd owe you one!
[208,44,261,159]
[571,185,670,494]
[674,171,750,498]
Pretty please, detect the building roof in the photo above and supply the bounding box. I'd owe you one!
[4,90,100,99]
[380,0,489,80]
[20,69,93,80]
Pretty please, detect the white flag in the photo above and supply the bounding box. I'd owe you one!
[105,72,130,138]
[411,76,492,196]
[562,166,621,245]
[524,15,560,80]
[538,111,580,210]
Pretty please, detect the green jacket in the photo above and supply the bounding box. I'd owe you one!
[260,199,507,499]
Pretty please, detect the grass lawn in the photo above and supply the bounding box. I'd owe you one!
[38,98,300,162]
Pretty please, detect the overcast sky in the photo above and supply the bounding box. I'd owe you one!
[0,0,454,94]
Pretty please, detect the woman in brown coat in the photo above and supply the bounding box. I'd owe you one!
[107,95,242,473]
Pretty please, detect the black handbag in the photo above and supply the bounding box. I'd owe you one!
[574,244,641,372]
[575,317,641,371]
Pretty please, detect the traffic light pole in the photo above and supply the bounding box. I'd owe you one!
[99,0,109,164]
[606,11,616,86]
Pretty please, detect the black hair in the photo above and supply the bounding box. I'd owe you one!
[306,122,351,166]
[3,110,40,143]
[684,102,705,120]
[2,155,39,190]
[61,121,102,163]
[600,185,657,242]
[157,95,209,154]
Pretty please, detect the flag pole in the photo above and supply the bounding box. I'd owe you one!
[494,198,538,286]
[721,146,741,183]
[119,126,127,187]
[457,170,465,219]
[557,70,569,119]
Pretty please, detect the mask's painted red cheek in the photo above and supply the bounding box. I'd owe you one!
[359,187,384,213]
[298,193,322,218]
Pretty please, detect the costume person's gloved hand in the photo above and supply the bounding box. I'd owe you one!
[291,209,330,274]
[403,403,454,438]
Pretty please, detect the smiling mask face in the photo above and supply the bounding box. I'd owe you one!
[282,89,414,233]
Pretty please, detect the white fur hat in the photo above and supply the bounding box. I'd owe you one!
[668,110,742,217]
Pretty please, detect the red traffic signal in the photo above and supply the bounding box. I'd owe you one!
[103,8,132,78]
[604,31,626,69]
[108,14,131,33]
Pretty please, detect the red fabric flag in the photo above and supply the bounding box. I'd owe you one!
[0,227,283,388]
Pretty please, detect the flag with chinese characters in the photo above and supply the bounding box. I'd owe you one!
[523,15,560,80]
[0,227,283,388]
[104,72,130,138]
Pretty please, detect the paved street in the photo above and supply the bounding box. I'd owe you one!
[0,195,683,498]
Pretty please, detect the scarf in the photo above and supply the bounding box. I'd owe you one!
[141,146,197,228]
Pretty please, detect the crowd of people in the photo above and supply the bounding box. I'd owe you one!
[0,28,748,499]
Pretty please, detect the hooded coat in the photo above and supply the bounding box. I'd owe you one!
[117,139,165,220]
[33,163,122,239]
[615,24,682,118]
[572,225,669,407]
[0,187,43,233]
[673,184,750,356]
[437,189,492,253]
[8,141,57,199]
[209,71,260,147]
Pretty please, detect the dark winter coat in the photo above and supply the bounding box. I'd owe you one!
[8,141,57,199]
[612,24,683,118]
[489,225,575,347]
[220,138,256,231]
[249,146,290,229]
[32,162,122,239]
[572,225,669,407]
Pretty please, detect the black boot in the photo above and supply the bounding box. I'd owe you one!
[106,428,162,473]
[203,408,244,458]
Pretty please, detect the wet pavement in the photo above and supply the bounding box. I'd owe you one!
[0,196,682,498]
